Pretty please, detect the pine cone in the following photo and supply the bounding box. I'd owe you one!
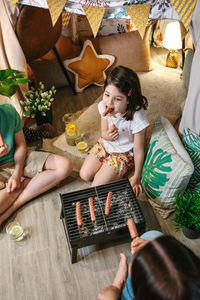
[23,123,54,143]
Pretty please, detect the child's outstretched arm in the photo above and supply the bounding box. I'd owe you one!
[101,117,119,141]
[129,129,145,197]
[6,130,26,193]
[97,253,128,300]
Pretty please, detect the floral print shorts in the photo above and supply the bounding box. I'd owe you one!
[90,141,135,177]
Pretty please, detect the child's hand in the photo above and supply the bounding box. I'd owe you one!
[0,135,9,156]
[108,124,119,141]
[129,176,143,197]
[6,174,21,193]
[131,237,148,255]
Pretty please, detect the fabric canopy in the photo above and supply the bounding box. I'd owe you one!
[19,0,180,20]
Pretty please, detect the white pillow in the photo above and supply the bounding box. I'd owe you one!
[141,115,194,218]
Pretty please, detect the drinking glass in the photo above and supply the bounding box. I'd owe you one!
[6,221,29,242]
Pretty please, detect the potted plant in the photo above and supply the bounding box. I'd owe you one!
[173,189,200,239]
[20,82,56,125]
[0,69,29,98]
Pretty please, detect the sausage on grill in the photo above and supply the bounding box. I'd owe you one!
[105,191,112,215]
[76,201,82,226]
[88,197,96,222]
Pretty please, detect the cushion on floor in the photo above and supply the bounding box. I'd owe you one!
[141,116,194,219]
[80,26,152,72]
[182,128,200,189]
[64,40,115,92]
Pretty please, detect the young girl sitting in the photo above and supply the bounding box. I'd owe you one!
[80,66,149,196]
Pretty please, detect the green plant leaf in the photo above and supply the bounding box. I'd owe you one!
[0,68,29,98]
[0,69,20,80]
[142,140,172,199]
[0,85,18,98]
[172,189,200,231]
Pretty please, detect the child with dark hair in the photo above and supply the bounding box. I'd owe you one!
[80,66,149,196]
[98,234,200,300]
[0,103,73,226]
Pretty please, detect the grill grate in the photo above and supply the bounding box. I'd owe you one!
[60,178,146,263]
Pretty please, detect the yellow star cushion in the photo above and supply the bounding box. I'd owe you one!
[64,40,115,93]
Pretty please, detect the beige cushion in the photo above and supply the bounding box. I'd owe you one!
[64,40,115,92]
[81,26,152,72]
[142,116,194,219]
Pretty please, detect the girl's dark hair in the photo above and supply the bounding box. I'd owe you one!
[104,65,148,120]
[131,235,200,300]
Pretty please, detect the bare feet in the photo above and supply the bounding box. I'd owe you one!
[112,253,128,290]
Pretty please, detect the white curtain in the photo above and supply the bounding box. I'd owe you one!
[0,0,28,118]
[179,0,200,136]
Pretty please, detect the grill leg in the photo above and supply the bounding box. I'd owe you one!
[72,247,78,264]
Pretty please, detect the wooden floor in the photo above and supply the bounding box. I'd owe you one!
[0,84,199,300]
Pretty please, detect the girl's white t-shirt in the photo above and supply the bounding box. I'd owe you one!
[98,100,149,154]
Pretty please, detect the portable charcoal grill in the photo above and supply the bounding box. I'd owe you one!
[60,178,146,263]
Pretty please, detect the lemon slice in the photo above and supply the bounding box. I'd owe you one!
[66,128,76,137]
[65,123,78,137]
[11,225,23,237]
[77,141,88,151]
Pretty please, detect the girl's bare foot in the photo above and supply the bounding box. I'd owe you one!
[112,253,128,290]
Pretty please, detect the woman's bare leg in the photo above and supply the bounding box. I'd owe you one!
[0,154,73,225]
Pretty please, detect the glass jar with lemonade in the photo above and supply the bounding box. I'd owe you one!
[65,122,80,146]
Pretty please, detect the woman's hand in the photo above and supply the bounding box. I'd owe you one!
[131,237,148,255]
[108,124,119,141]
[129,175,143,197]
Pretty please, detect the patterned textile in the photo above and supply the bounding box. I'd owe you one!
[20,0,180,21]
[141,116,194,219]
[90,140,135,177]
[183,128,200,189]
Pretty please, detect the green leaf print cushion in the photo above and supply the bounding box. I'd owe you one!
[141,116,194,218]
[182,128,200,189]
[194,183,200,195]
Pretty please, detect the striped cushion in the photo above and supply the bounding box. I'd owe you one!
[141,116,194,218]
[183,128,200,188]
